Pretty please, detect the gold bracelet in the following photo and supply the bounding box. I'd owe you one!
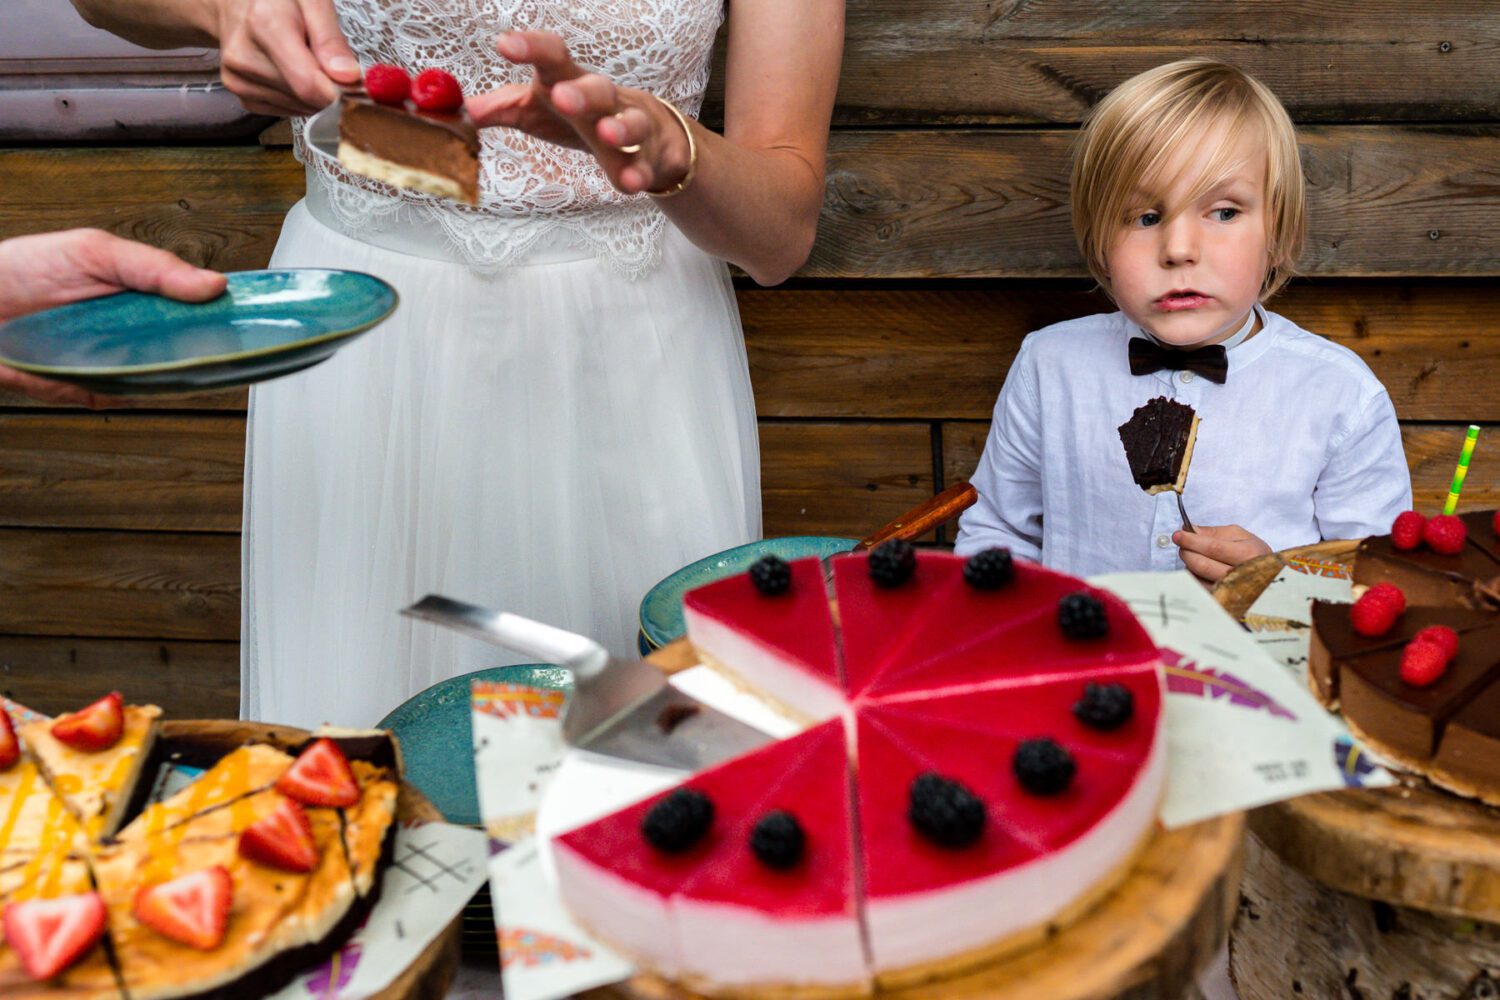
[646,96,698,199]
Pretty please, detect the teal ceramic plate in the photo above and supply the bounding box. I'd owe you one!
[638,536,859,650]
[0,269,397,395]
[377,664,572,828]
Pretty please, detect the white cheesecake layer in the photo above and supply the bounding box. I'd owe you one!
[553,840,679,976]
[673,898,868,988]
[684,606,846,723]
[867,728,1166,971]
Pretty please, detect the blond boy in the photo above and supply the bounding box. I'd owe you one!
[955,59,1410,582]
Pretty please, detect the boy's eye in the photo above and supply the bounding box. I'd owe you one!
[1134,211,1161,227]
[1211,207,1240,222]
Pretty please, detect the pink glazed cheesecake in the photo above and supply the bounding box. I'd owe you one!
[553,549,1166,995]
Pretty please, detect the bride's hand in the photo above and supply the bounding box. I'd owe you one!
[213,0,362,116]
[466,31,693,196]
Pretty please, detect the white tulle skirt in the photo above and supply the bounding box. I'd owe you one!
[242,199,760,729]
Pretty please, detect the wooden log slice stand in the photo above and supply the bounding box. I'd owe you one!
[164,720,461,1000]
[576,641,1245,1000]
[1213,545,1500,999]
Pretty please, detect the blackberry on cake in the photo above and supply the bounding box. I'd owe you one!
[642,788,714,853]
[1012,738,1076,796]
[749,810,806,869]
[907,772,986,848]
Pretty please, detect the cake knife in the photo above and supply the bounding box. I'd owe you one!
[401,595,771,772]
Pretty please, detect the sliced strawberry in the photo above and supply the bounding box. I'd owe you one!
[133,867,232,951]
[2,892,107,979]
[51,692,124,752]
[276,738,360,808]
[0,709,19,770]
[238,798,319,873]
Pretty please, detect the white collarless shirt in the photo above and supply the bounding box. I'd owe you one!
[954,306,1412,575]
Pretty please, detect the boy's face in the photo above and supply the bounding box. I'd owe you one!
[1105,123,1271,348]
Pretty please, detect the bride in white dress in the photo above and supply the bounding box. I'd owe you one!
[73,0,844,729]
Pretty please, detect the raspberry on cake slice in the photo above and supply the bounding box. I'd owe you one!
[682,555,845,723]
[855,666,1164,988]
[1308,599,1496,707]
[338,64,481,204]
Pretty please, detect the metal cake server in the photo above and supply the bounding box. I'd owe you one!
[402,595,770,771]
[303,101,342,164]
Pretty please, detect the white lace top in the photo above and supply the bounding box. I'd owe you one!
[292,0,724,275]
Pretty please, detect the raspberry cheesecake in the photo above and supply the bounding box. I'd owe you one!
[554,546,1167,993]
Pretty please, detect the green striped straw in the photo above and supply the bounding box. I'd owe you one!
[1443,424,1481,515]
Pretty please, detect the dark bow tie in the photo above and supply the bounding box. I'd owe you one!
[1128,338,1228,384]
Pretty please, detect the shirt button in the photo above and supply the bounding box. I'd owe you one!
[1156,533,1171,548]
[1179,370,1194,384]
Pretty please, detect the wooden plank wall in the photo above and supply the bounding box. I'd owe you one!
[2,2,1498,715]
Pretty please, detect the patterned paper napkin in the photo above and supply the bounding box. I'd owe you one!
[475,568,1394,1000]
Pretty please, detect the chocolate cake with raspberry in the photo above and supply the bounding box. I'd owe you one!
[338,65,480,204]
[1311,509,1500,804]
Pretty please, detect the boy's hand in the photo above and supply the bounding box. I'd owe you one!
[1172,524,1273,585]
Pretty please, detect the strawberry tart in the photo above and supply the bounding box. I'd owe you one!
[554,544,1166,994]
[0,696,401,997]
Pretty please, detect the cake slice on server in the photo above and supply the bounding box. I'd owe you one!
[552,721,869,996]
[682,556,845,723]
[334,65,481,204]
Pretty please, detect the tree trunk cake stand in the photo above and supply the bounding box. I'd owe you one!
[576,641,1244,1000]
[169,721,462,1000]
[1213,545,1500,999]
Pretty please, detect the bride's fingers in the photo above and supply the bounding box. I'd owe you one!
[596,106,650,151]
[465,83,533,126]
[615,161,655,195]
[497,31,584,86]
[549,74,617,120]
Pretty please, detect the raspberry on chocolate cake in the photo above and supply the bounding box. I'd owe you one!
[338,65,481,204]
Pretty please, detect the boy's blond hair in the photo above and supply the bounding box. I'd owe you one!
[1071,58,1306,300]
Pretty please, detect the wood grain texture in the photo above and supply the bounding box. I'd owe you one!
[740,282,1500,422]
[5,126,1500,280]
[759,421,935,538]
[596,814,1244,1000]
[0,636,238,718]
[0,529,238,640]
[0,414,245,531]
[1246,784,1500,924]
[0,146,304,272]
[703,1,1500,126]
[1230,830,1500,1000]
[944,422,1500,516]
[811,126,1500,278]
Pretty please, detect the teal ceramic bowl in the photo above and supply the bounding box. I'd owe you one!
[638,536,858,650]
[0,268,397,395]
[376,664,572,828]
